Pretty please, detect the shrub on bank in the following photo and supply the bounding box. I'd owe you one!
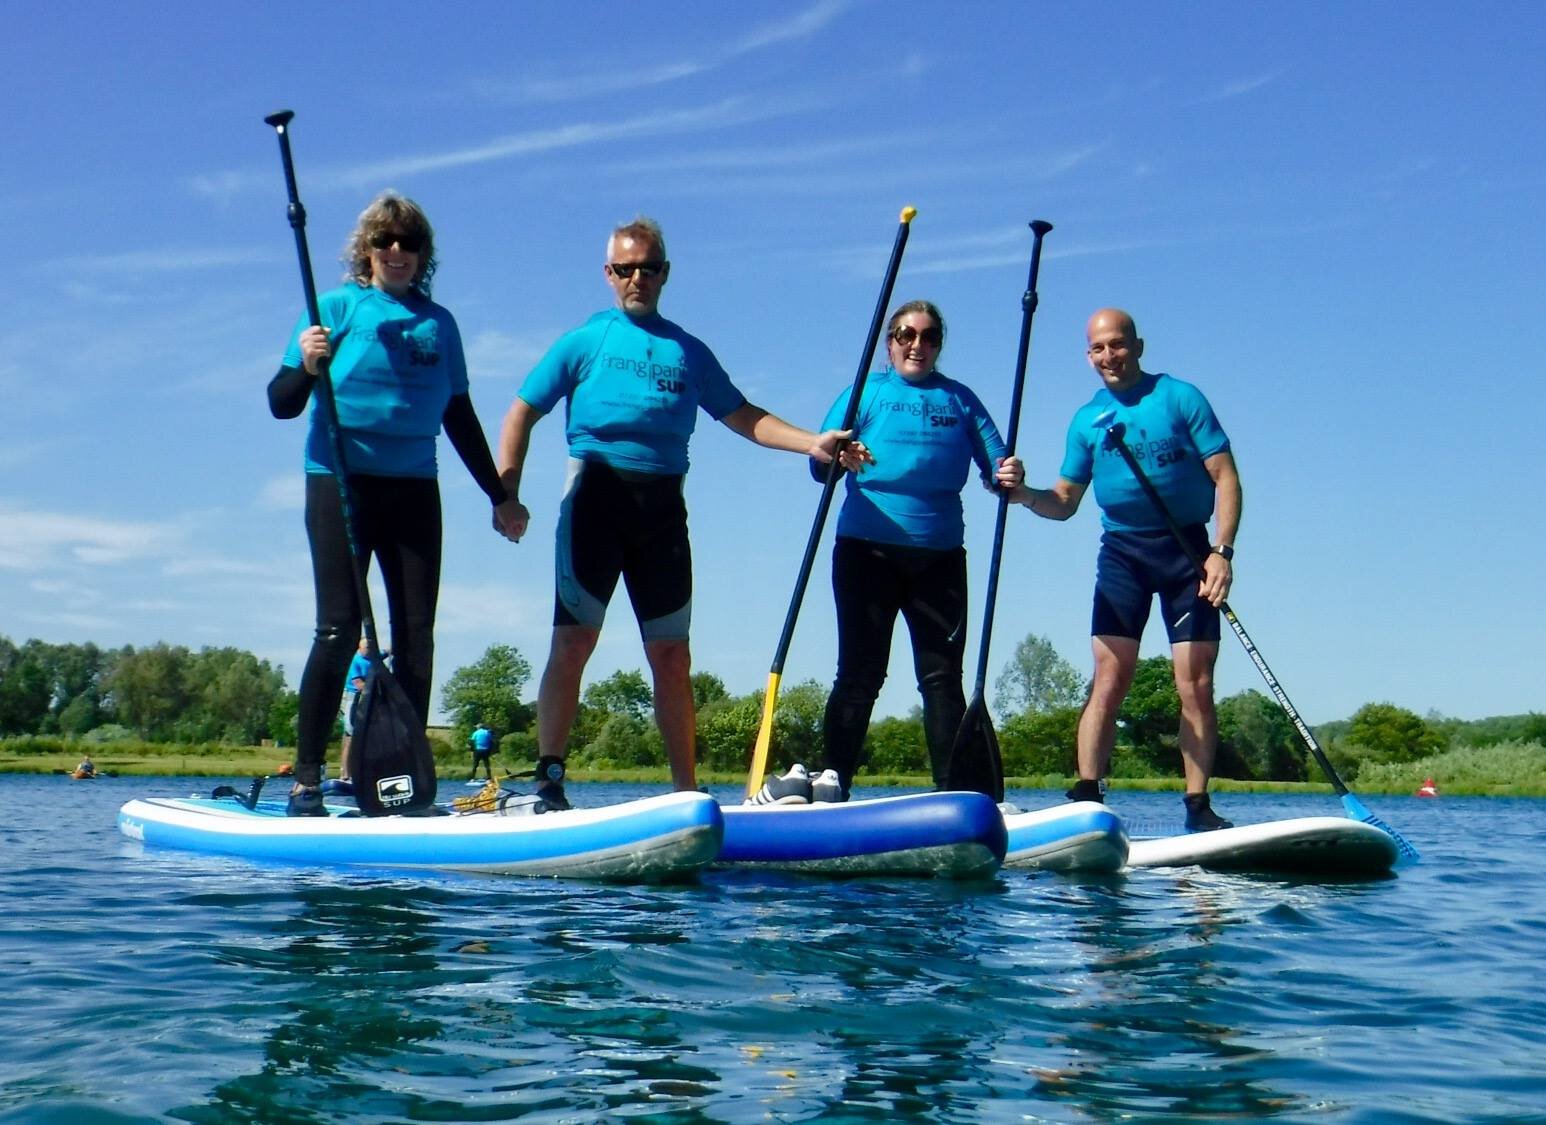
[1356,739,1546,793]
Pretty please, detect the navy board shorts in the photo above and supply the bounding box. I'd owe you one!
[1092,525,1220,644]
[554,458,692,641]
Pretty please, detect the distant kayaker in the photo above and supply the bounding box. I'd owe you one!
[1416,778,1440,798]
[268,192,523,816]
[753,300,1022,806]
[494,216,852,810]
[1011,308,1242,831]
[76,755,96,779]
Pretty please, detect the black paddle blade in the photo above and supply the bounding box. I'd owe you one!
[944,698,1004,803]
[350,665,437,816]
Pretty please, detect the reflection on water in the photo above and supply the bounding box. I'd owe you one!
[2,778,1543,1122]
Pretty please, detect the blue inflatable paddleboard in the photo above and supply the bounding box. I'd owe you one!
[717,791,1006,878]
[118,790,722,882]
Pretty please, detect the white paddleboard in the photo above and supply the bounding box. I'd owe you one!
[1127,816,1398,875]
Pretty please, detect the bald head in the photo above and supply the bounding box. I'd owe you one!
[1085,307,1144,391]
[1087,308,1137,341]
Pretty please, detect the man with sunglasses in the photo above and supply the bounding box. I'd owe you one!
[495,217,851,810]
[1010,308,1241,831]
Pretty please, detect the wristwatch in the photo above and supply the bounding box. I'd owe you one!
[1211,544,1235,561]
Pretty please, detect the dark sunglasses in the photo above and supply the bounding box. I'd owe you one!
[608,261,666,279]
[368,230,425,253]
[892,324,943,348]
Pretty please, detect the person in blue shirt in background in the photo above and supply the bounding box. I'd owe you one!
[338,636,371,783]
[269,192,525,815]
[754,301,1023,805]
[468,722,496,780]
[1011,308,1241,831]
[494,217,853,811]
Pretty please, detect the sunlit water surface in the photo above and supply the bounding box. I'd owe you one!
[1,775,1540,1123]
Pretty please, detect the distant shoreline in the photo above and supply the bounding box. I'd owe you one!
[4,755,1531,797]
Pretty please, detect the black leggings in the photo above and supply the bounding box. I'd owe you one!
[295,473,441,785]
[822,536,968,792]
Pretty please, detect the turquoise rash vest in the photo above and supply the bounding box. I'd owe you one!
[1059,372,1230,532]
[517,308,746,475]
[824,368,1007,550]
[282,284,469,478]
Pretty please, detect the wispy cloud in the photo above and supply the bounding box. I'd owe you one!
[465,329,554,386]
[329,98,805,189]
[192,96,813,201]
[40,248,280,275]
[1194,71,1282,105]
[0,506,183,570]
[256,475,304,512]
[465,0,848,104]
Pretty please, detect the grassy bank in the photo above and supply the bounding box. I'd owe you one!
[7,755,1544,797]
[8,736,1544,797]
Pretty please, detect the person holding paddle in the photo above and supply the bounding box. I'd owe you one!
[268,191,520,816]
[494,217,852,811]
[1011,308,1240,831]
[766,300,1023,804]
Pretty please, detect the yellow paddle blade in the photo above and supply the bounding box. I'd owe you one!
[744,672,783,799]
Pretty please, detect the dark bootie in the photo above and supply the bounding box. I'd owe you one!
[1184,792,1233,832]
[286,785,327,817]
[1065,779,1104,803]
[534,755,572,812]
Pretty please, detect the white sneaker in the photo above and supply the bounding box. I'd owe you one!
[746,763,813,805]
[810,769,845,803]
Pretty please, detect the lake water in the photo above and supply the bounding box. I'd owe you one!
[1,775,1541,1123]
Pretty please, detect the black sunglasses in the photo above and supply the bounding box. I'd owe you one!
[608,261,666,279]
[892,325,943,348]
[369,230,425,253]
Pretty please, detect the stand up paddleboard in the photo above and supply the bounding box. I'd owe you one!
[118,790,723,882]
[718,792,1006,878]
[1126,816,1399,876]
[1002,801,1128,872]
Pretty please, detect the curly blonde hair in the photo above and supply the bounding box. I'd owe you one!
[342,191,438,296]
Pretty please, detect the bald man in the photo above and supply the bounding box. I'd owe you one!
[1012,309,1241,831]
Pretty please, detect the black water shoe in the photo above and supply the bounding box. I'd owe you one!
[1066,779,1104,803]
[286,785,326,817]
[1184,792,1233,832]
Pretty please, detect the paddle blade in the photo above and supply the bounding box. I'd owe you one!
[1340,791,1420,864]
[944,699,1004,803]
[351,665,438,816]
[744,672,783,800]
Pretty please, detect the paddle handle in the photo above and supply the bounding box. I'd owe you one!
[969,220,1052,697]
[265,110,380,651]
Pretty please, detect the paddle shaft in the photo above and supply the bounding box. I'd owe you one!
[744,207,916,798]
[264,110,381,654]
[967,220,1053,700]
[1099,422,1347,794]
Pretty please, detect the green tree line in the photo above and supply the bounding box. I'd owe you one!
[0,635,295,745]
[438,635,1543,786]
[6,631,1540,787]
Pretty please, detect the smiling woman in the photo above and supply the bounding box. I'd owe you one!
[265,189,525,815]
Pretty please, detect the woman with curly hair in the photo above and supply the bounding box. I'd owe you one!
[267,191,521,814]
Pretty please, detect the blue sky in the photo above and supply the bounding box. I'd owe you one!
[4,1,1542,727]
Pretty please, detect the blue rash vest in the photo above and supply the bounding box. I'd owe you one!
[281,284,469,478]
[1059,372,1230,532]
[824,368,1007,550]
[345,650,371,687]
[517,308,747,475]
[470,727,494,751]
